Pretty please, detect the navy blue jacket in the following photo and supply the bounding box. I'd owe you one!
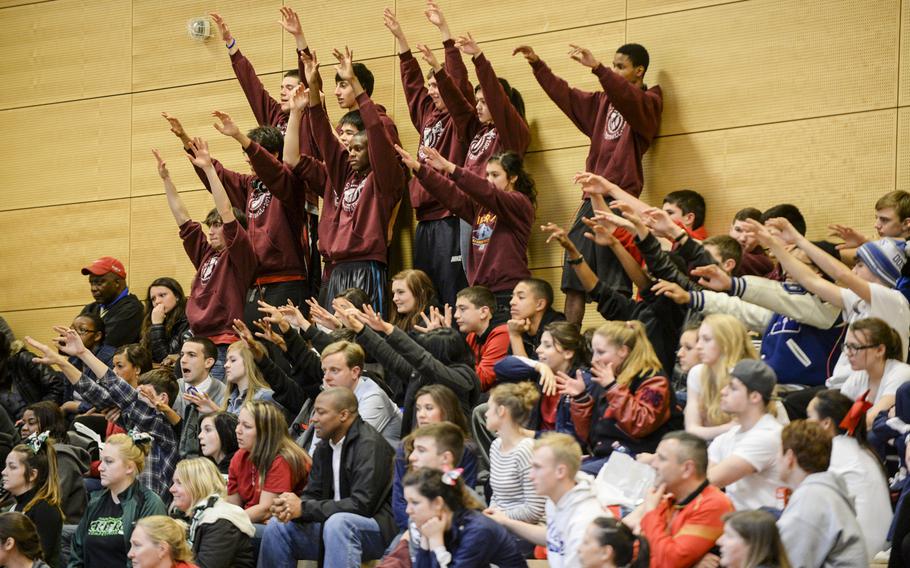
[413,509,526,568]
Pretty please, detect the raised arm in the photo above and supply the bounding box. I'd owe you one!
[397,146,474,221]
[153,150,190,226]
[542,223,599,292]
[187,138,236,224]
[305,51,351,191]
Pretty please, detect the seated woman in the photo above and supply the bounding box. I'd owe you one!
[839,317,910,428]
[685,314,760,441]
[227,401,310,529]
[336,303,480,434]
[390,269,438,334]
[0,512,53,568]
[561,321,673,474]
[69,433,167,568]
[19,401,89,524]
[128,515,198,568]
[403,467,525,568]
[392,385,479,532]
[170,457,254,568]
[718,510,792,568]
[140,277,191,365]
[578,517,650,568]
[2,434,62,568]
[484,382,546,555]
[111,343,153,389]
[807,389,891,557]
[198,412,239,477]
[223,342,279,416]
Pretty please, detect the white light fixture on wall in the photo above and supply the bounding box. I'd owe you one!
[187,17,213,41]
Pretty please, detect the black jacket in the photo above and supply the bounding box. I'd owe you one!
[1,350,64,415]
[356,327,480,434]
[298,416,396,545]
[193,517,255,568]
[520,308,566,356]
[81,293,144,347]
[148,314,191,363]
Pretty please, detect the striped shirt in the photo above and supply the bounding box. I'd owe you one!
[489,437,546,523]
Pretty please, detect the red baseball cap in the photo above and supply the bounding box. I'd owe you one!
[81,256,127,279]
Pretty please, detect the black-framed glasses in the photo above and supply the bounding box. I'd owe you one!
[843,342,878,355]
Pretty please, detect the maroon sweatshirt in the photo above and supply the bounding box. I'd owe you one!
[192,149,309,281]
[736,246,775,277]
[530,58,662,197]
[416,165,533,292]
[437,53,530,179]
[399,49,466,220]
[180,219,257,339]
[307,92,405,265]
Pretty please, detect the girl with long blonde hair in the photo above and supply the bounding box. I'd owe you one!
[223,342,277,416]
[685,314,758,440]
[558,321,673,474]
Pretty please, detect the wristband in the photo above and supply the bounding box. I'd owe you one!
[567,256,584,266]
[673,231,687,243]
[225,38,236,49]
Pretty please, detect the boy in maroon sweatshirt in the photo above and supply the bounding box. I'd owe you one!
[730,207,775,277]
[162,114,312,325]
[384,7,468,308]
[152,141,257,381]
[515,42,663,325]
[301,48,406,315]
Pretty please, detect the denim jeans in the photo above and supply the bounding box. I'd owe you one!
[210,343,228,382]
[257,512,387,568]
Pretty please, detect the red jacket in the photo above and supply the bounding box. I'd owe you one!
[530,58,662,197]
[466,323,510,391]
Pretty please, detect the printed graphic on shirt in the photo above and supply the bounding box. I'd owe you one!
[199,254,221,285]
[603,104,626,141]
[473,211,497,251]
[88,516,123,537]
[546,525,565,556]
[247,180,272,219]
[467,129,497,161]
[419,120,445,159]
[767,316,802,336]
[337,177,367,213]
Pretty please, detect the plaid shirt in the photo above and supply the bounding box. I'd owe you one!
[75,370,178,497]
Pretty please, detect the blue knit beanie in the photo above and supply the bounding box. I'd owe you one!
[856,238,907,288]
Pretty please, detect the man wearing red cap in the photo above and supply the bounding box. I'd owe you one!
[79,256,143,347]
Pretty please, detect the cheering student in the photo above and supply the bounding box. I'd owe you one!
[514,42,662,324]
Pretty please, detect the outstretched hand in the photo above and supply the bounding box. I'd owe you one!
[186,137,213,168]
[740,218,779,248]
[212,110,241,138]
[415,44,441,71]
[541,223,579,255]
[651,279,691,304]
[299,49,322,92]
[383,7,404,37]
[25,336,66,367]
[455,32,481,56]
[332,298,365,333]
[424,0,449,30]
[421,146,456,174]
[829,224,868,249]
[355,304,394,335]
[413,305,452,333]
[536,362,557,397]
[580,216,618,247]
[161,112,189,141]
[690,264,733,292]
[555,370,587,397]
[305,298,341,331]
[394,144,421,172]
[152,149,170,180]
[568,44,599,68]
[209,12,232,44]
[641,207,683,240]
[277,301,309,331]
[512,45,539,63]
[332,46,356,83]
[278,6,303,37]
[764,217,802,246]
[52,325,87,358]
[573,172,617,197]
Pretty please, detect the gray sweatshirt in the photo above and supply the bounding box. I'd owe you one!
[777,471,868,568]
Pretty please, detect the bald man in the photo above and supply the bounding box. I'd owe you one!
[259,387,396,567]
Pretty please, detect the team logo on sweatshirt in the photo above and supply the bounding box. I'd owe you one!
[248,185,272,219]
[604,104,626,140]
[419,120,445,159]
[339,177,367,213]
[473,212,497,250]
[467,129,497,161]
[199,254,221,284]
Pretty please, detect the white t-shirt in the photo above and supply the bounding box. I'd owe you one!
[829,283,910,387]
[708,413,783,510]
[839,359,910,404]
[829,436,891,556]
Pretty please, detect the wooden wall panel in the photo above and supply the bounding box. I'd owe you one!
[0,95,132,211]
[281,0,395,70]
[132,0,284,92]
[393,0,625,52]
[0,200,131,312]
[128,190,214,297]
[3,306,91,348]
[628,0,739,18]
[629,0,901,136]
[0,0,131,109]
[642,110,897,239]
[901,0,909,107]
[899,107,909,193]
[392,23,626,155]
[131,80,261,197]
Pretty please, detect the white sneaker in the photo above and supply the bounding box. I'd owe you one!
[872,547,890,562]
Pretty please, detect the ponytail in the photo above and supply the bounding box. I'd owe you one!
[12,435,62,518]
[489,152,536,206]
[490,382,540,426]
[587,517,650,567]
[849,317,903,360]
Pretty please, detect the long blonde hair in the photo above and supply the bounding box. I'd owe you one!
[594,321,663,386]
[173,457,226,506]
[699,314,758,426]
[243,401,311,489]
[224,342,271,409]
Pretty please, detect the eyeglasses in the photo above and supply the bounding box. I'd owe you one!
[73,327,97,336]
[843,342,878,355]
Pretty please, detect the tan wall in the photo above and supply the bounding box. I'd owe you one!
[1,0,907,340]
